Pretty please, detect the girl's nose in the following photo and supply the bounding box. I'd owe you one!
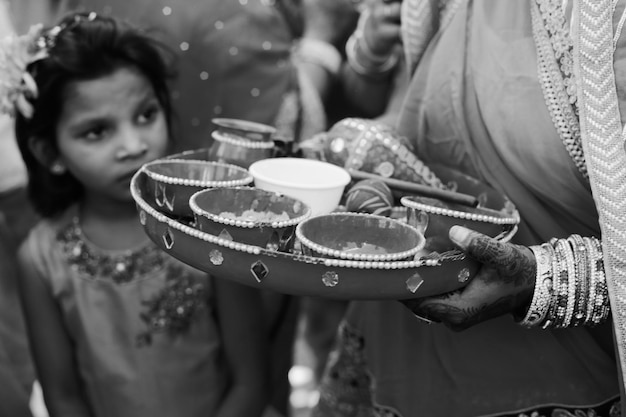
[115,129,148,160]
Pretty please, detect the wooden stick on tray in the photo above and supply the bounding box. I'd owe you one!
[348,170,479,208]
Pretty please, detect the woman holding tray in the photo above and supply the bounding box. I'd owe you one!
[313,1,624,416]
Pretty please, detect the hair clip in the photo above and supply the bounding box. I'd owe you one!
[43,12,98,50]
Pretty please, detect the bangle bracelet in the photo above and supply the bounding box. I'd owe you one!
[588,237,610,325]
[354,9,396,64]
[557,238,577,328]
[346,33,398,78]
[540,236,610,329]
[542,240,560,328]
[519,244,554,328]
[296,38,342,78]
[567,234,588,326]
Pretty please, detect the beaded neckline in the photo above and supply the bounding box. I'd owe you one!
[58,217,168,284]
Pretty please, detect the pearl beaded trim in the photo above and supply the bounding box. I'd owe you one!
[131,173,452,269]
[400,196,520,225]
[142,160,253,187]
[295,212,425,262]
[212,131,275,149]
[189,190,312,229]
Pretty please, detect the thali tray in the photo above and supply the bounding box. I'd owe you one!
[131,169,512,300]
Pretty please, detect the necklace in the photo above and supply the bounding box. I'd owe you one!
[59,217,167,284]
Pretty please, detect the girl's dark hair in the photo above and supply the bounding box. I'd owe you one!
[15,12,176,218]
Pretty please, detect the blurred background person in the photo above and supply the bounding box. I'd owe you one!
[0,1,39,416]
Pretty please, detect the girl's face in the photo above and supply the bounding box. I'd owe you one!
[55,66,169,205]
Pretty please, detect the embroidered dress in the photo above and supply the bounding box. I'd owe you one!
[19,206,227,417]
[315,1,623,416]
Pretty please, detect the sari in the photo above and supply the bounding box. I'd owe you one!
[314,1,622,416]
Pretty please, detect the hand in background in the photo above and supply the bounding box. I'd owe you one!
[401,226,536,331]
[361,0,402,57]
[302,0,359,46]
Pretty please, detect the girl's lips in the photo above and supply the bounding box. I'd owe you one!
[117,169,140,184]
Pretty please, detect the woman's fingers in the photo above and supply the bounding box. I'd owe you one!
[398,227,538,330]
[374,1,402,22]
[449,225,535,287]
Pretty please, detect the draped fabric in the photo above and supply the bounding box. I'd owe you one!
[316,1,622,416]
[573,0,626,413]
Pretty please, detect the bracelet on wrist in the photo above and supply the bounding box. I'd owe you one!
[518,244,554,327]
[519,235,610,329]
[345,33,398,78]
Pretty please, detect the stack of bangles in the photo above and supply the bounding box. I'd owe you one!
[345,10,399,79]
[519,235,610,328]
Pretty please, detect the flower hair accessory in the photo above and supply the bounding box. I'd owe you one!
[0,24,48,118]
[0,12,98,119]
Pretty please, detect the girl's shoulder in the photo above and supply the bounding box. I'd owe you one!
[20,206,77,259]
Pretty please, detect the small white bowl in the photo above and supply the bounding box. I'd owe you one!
[248,157,351,216]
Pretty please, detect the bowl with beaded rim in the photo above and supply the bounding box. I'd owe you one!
[295,212,425,262]
[399,164,519,255]
[190,186,312,251]
[141,159,253,218]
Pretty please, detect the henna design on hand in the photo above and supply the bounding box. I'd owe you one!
[464,234,536,288]
[408,295,521,331]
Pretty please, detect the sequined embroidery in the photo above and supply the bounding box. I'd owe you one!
[313,321,402,417]
[339,118,449,190]
[512,399,621,416]
[531,0,587,179]
[59,218,168,284]
[136,263,208,346]
[57,217,209,346]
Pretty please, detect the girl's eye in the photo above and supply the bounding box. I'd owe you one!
[138,104,161,124]
[81,125,107,141]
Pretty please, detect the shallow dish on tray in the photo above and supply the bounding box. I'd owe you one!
[296,212,425,262]
[398,164,519,266]
[189,187,311,251]
[141,159,253,218]
[401,194,519,252]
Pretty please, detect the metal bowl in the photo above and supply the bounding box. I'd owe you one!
[190,187,311,251]
[142,159,253,218]
[296,212,425,262]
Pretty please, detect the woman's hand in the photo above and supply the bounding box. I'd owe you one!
[401,226,536,331]
[361,0,402,57]
[302,0,359,47]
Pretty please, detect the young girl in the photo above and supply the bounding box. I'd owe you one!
[1,12,269,417]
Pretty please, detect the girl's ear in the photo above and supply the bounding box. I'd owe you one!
[28,136,65,174]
